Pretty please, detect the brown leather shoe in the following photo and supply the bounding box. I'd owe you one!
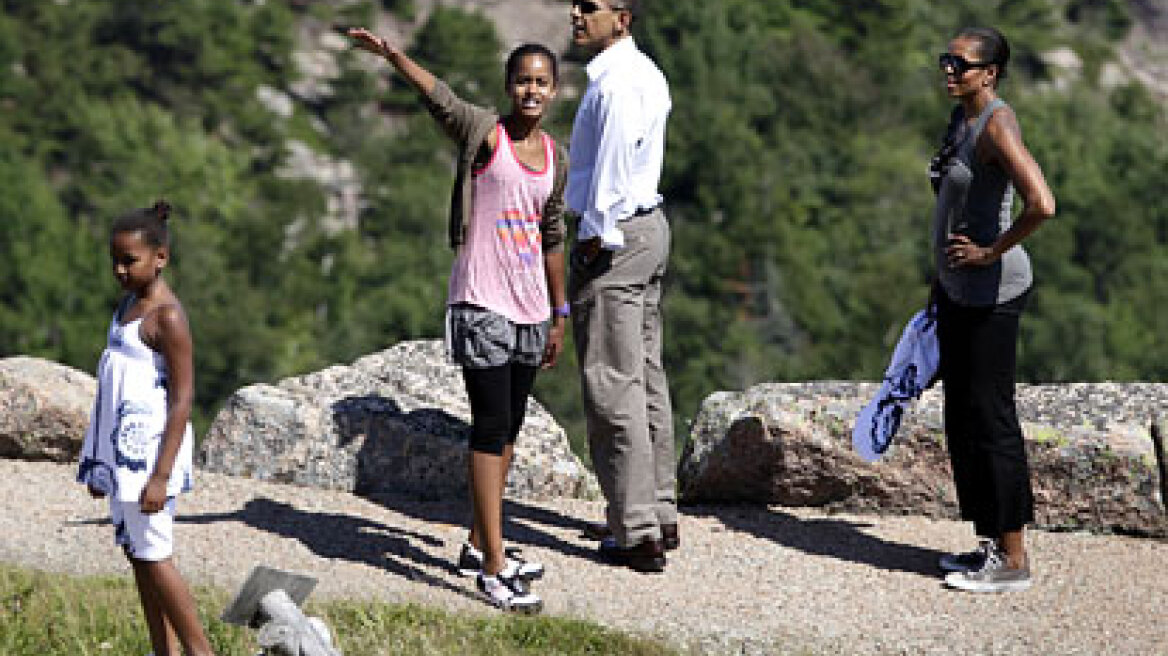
[599,538,666,573]
[661,523,680,551]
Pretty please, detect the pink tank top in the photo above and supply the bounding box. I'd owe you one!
[447,123,555,325]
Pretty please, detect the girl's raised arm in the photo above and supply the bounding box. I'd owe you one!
[348,26,496,154]
[348,27,435,95]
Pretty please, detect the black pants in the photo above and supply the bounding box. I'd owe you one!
[461,363,539,455]
[937,289,1034,537]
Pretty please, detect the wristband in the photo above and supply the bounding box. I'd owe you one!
[553,303,571,318]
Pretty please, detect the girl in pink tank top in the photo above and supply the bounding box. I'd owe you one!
[448,123,556,325]
[350,29,567,614]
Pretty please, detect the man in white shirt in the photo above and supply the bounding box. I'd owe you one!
[567,0,675,573]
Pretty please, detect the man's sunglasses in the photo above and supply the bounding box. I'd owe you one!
[573,0,628,15]
[938,53,992,76]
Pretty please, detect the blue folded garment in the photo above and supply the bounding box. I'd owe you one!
[853,309,940,462]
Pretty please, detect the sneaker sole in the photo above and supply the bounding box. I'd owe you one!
[479,591,543,614]
[458,566,544,581]
[506,599,543,615]
[944,574,1032,593]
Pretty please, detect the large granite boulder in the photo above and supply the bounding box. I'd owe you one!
[679,382,1167,537]
[201,340,599,501]
[0,357,96,461]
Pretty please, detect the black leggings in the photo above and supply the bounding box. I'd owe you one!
[937,289,1034,537]
[462,363,539,455]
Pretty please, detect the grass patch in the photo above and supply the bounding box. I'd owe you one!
[0,564,680,655]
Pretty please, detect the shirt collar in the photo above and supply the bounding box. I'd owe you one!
[586,36,636,82]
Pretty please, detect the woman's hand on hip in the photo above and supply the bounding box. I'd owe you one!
[946,234,997,268]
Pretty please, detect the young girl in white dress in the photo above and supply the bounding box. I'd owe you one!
[77,200,216,656]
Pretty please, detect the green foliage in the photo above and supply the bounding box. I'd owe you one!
[0,0,1164,456]
[0,564,680,655]
[1013,83,1168,382]
[381,0,417,21]
[0,141,105,367]
[0,565,248,655]
[630,0,1168,432]
[634,2,943,428]
[407,6,505,108]
[320,600,680,655]
[0,0,317,431]
[1064,0,1132,40]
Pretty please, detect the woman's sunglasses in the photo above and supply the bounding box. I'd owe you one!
[573,0,627,15]
[938,53,992,76]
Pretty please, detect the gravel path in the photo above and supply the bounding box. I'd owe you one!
[2,460,1165,655]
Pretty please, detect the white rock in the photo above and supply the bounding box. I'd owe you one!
[200,340,600,501]
[256,84,295,120]
[1042,46,1083,73]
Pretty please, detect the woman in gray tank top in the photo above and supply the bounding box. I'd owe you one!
[929,27,1056,594]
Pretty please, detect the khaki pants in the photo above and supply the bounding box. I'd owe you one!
[569,208,676,547]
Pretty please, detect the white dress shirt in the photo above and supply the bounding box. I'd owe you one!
[567,37,671,250]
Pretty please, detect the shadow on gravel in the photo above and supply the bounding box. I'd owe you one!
[180,498,480,602]
[328,393,601,565]
[683,505,947,577]
[362,493,600,564]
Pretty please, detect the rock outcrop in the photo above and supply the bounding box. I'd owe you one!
[1119,0,1168,101]
[679,382,1167,537]
[373,0,573,57]
[276,139,361,235]
[0,357,95,462]
[200,340,599,501]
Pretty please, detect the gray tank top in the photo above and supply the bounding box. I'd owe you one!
[932,98,1032,306]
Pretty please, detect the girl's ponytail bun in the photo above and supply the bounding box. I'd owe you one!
[112,199,174,247]
[152,199,172,222]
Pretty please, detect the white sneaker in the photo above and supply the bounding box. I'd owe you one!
[456,543,544,581]
[476,570,543,614]
[945,545,1032,593]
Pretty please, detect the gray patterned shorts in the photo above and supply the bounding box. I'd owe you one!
[446,304,548,369]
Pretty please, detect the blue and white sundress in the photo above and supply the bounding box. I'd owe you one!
[77,300,193,502]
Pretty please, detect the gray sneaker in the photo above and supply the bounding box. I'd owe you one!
[944,546,1032,593]
[939,539,993,573]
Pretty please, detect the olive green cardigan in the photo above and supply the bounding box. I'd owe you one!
[421,80,568,252]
